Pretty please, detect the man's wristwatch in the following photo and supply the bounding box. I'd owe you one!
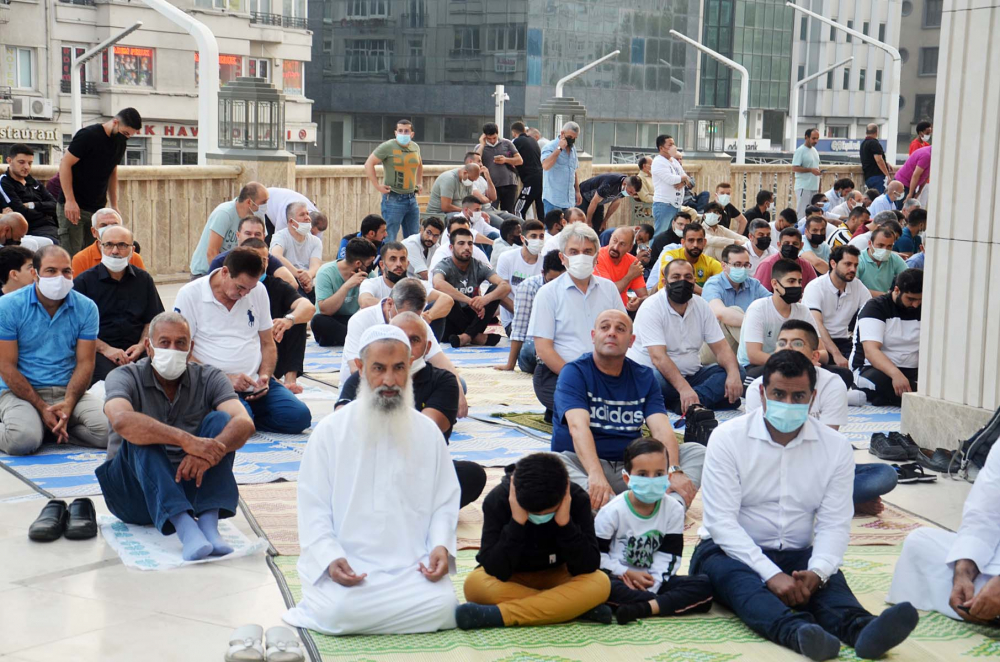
[283,313,296,322]
[810,568,830,589]
[668,465,683,476]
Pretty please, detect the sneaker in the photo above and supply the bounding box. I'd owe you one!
[847,389,868,407]
[888,432,921,461]
[869,433,910,461]
[684,405,718,446]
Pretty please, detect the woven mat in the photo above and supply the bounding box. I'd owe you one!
[493,411,685,445]
[273,545,1000,662]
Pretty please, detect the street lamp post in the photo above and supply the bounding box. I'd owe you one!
[552,50,620,131]
[493,85,509,137]
[786,2,901,165]
[71,22,143,135]
[669,29,749,165]
[787,57,854,152]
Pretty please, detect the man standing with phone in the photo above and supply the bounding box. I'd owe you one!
[792,128,822,221]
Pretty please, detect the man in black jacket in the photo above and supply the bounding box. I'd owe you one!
[1,144,59,243]
[457,452,611,629]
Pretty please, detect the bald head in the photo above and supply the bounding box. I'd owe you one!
[866,123,879,137]
[0,213,28,242]
[390,311,430,362]
[101,224,134,251]
[886,180,905,197]
[607,227,635,260]
[593,309,634,360]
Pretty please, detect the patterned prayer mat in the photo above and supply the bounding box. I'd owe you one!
[449,418,550,466]
[272,546,1000,662]
[304,340,514,374]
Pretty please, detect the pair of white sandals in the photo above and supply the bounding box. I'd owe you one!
[226,625,304,662]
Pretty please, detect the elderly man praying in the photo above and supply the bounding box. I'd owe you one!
[284,324,461,636]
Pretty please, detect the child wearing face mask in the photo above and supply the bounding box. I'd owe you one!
[595,437,715,625]
[458,452,613,630]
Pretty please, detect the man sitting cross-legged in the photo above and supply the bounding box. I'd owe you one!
[553,309,705,511]
[96,312,256,561]
[358,241,453,338]
[690,351,918,661]
[285,324,461,636]
[596,437,714,625]
[457,452,613,629]
[335,312,486,508]
[495,251,566,374]
[270,201,323,301]
[311,237,378,347]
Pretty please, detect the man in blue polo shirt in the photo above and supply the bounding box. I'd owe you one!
[539,122,582,215]
[701,244,770,360]
[551,309,705,513]
[0,245,108,455]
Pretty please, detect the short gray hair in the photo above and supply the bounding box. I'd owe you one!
[873,210,898,226]
[92,208,122,230]
[558,221,599,253]
[902,198,921,211]
[148,311,191,339]
[286,201,308,220]
[562,121,580,134]
[390,277,428,313]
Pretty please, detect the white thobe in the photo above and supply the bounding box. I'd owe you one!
[283,403,461,635]
[888,442,1000,619]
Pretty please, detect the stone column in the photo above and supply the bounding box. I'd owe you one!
[900,0,1000,449]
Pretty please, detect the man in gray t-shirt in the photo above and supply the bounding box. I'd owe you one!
[476,122,523,214]
[430,227,511,347]
[427,164,478,215]
[95,312,257,561]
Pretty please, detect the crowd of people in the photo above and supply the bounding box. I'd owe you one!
[5,111,992,662]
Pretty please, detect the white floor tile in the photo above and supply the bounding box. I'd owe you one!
[179,581,290,629]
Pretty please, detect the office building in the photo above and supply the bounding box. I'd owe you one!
[896,0,939,156]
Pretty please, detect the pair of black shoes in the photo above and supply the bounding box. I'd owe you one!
[869,432,920,462]
[28,498,97,542]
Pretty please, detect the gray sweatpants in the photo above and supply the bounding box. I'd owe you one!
[0,387,108,456]
[557,442,707,510]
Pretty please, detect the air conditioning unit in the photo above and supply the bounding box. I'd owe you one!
[30,98,54,120]
[11,95,30,118]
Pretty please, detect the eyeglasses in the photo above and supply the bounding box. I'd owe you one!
[102,242,132,252]
[776,339,808,349]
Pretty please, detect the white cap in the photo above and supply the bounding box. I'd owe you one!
[358,324,411,355]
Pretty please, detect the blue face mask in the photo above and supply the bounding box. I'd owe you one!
[395,132,412,146]
[626,474,670,504]
[763,398,811,434]
[527,512,555,525]
[728,266,749,284]
[258,273,266,282]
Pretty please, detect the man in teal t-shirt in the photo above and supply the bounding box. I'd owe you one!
[310,237,378,346]
[792,129,821,221]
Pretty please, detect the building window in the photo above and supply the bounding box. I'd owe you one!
[452,27,480,56]
[919,47,939,75]
[924,0,942,27]
[347,0,387,18]
[161,138,197,165]
[123,137,147,165]
[863,21,869,35]
[830,20,837,41]
[195,53,243,86]
[288,141,308,164]
[405,0,425,28]
[875,69,883,91]
[345,39,392,75]
[826,71,833,88]
[825,126,848,138]
[797,65,804,81]
[846,20,853,42]
[800,16,808,40]
[283,60,304,95]
[878,23,886,42]
[486,25,525,52]
[113,46,154,86]
[195,0,242,9]
[914,94,935,122]
[843,68,850,89]
[247,58,270,81]
[902,1,913,16]
[4,47,36,90]
[858,68,866,91]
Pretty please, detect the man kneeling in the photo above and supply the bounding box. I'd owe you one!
[285,325,461,635]
[96,312,256,561]
[458,452,612,629]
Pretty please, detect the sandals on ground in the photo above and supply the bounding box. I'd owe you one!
[892,462,937,484]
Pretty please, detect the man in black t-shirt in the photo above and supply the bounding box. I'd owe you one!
[714,182,747,234]
[858,123,894,195]
[511,122,545,221]
[741,190,774,236]
[578,173,641,233]
[58,108,142,257]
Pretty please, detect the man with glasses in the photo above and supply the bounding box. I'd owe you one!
[71,208,146,277]
[701,245,771,360]
[74,225,164,384]
[189,182,270,279]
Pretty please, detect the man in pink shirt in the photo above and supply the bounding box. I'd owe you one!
[896,146,932,205]
[753,227,818,292]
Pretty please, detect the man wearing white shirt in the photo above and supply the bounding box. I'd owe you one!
[803,246,871,369]
[171,247,311,434]
[265,186,323,237]
[495,220,545,331]
[746,220,778,274]
[650,135,688,236]
[824,190,863,226]
[628,259,743,413]
[528,223,626,419]
[822,178,854,214]
[867,181,903,219]
[402,216,444,279]
[429,216,492,272]
[270,201,323,300]
[889,442,1000,623]
[540,209,566,256]
[691,351,918,661]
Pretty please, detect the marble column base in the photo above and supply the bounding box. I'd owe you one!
[901,392,996,452]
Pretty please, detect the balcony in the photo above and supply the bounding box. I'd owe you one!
[58,0,96,5]
[0,0,9,25]
[250,11,308,29]
[60,80,99,95]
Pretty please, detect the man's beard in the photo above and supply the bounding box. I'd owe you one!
[357,375,415,442]
[686,248,703,259]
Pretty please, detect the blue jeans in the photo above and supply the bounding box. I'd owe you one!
[96,411,238,535]
[240,378,312,434]
[652,202,679,237]
[653,364,743,413]
[866,175,887,195]
[518,338,538,374]
[854,463,898,504]
[599,228,614,247]
[543,199,567,216]
[690,539,874,653]
[380,192,420,241]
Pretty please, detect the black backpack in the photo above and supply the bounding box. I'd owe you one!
[952,405,1000,481]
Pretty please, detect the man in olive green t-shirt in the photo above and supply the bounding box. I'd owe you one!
[426,163,480,215]
[364,119,423,241]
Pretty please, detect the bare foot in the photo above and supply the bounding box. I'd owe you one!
[285,381,304,394]
[855,498,884,517]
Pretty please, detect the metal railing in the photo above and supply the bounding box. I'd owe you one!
[0,86,11,100]
[58,0,96,5]
[60,80,99,95]
[250,11,307,28]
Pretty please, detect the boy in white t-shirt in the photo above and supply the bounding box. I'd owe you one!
[595,438,714,625]
[270,201,323,300]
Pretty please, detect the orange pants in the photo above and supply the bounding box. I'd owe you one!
[463,565,611,627]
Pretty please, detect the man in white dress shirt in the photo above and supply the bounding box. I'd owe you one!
[284,324,461,636]
[651,135,688,236]
[889,442,1000,624]
[691,351,918,661]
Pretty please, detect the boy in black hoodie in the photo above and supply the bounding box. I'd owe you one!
[457,452,612,629]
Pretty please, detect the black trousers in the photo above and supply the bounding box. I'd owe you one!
[311,313,353,347]
[495,184,519,214]
[587,202,608,233]
[443,285,501,341]
[607,574,714,615]
[454,460,487,509]
[832,336,853,358]
[92,352,120,385]
[514,176,544,220]
[857,366,919,407]
[275,322,307,378]
[532,363,559,419]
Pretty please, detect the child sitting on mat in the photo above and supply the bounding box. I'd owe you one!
[595,437,714,624]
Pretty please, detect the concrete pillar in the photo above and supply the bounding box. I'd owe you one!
[900,0,1000,449]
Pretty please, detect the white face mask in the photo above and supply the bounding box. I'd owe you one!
[525,238,544,255]
[703,212,722,227]
[409,357,426,375]
[101,253,130,272]
[293,221,312,236]
[96,224,117,240]
[565,253,595,280]
[920,133,931,143]
[717,194,731,206]
[251,203,266,222]
[151,347,190,381]
[37,275,73,301]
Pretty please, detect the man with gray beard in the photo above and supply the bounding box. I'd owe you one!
[285,324,461,636]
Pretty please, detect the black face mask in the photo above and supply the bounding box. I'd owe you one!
[780,244,800,260]
[778,285,803,305]
[809,233,825,246]
[564,135,576,148]
[666,279,695,304]
[386,270,405,284]
[755,236,771,251]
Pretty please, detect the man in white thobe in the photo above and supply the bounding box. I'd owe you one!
[283,324,461,635]
[888,441,1000,624]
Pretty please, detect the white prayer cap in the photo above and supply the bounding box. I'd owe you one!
[358,324,411,355]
